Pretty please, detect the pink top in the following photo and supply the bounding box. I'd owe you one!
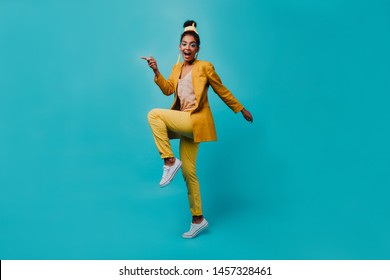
[177,70,196,112]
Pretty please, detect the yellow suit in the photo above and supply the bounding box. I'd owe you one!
[154,60,244,143]
[148,60,244,216]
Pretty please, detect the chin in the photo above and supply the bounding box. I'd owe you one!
[184,57,195,63]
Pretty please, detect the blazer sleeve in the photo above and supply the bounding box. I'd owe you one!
[154,65,177,96]
[206,62,244,113]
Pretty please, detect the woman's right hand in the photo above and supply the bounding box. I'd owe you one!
[141,56,159,74]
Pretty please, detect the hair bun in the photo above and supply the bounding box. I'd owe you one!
[183,20,197,28]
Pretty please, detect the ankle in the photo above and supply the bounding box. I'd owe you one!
[192,215,204,224]
[164,157,175,166]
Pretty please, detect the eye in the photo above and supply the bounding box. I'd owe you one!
[181,42,187,47]
[190,43,197,48]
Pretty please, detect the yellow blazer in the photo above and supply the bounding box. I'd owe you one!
[154,60,244,143]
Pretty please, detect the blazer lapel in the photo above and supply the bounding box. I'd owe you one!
[191,60,204,102]
[174,62,184,92]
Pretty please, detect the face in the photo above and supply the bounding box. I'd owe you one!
[179,34,199,63]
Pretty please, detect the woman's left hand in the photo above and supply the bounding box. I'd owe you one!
[241,108,253,123]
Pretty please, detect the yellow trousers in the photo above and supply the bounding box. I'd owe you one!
[148,109,202,216]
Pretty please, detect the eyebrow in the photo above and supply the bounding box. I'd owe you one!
[181,41,197,44]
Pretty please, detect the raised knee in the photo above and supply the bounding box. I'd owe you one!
[147,109,159,122]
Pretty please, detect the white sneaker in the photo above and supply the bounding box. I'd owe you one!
[159,158,182,187]
[182,218,208,239]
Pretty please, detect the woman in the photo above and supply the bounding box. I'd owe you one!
[142,20,253,239]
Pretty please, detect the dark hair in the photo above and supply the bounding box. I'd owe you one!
[180,20,200,46]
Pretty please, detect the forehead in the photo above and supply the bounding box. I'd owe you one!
[181,34,197,42]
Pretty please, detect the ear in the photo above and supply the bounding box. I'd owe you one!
[195,46,200,56]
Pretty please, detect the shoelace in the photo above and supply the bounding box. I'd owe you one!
[161,166,170,179]
[187,222,206,235]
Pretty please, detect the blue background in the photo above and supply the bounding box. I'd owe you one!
[1,0,389,259]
